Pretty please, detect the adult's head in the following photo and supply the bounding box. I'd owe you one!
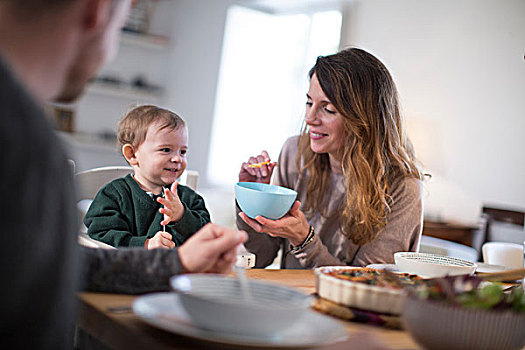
[0,0,130,103]
[298,47,422,245]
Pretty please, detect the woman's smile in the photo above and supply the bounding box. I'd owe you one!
[309,130,328,140]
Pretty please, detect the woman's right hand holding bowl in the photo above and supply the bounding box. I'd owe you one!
[238,150,277,184]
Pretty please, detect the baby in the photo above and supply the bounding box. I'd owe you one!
[85,105,211,249]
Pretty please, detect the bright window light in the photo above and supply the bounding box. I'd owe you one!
[207,6,341,187]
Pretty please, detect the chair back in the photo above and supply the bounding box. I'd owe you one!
[76,166,199,201]
[76,166,134,201]
[482,206,525,245]
[75,166,134,249]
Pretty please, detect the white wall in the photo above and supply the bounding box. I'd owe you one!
[71,0,236,180]
[342,0,525,224]
[70,0,524,225]
[162,0,239,187]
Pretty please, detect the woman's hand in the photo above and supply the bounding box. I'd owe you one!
[158,182,184,224]
[238,150,278,184]
[238,201,310,247]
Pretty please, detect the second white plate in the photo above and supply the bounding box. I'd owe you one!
[475,262,513,274]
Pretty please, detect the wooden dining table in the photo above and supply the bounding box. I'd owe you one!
[76,269,421,350]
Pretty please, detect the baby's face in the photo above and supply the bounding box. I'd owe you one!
[133,123,188,193]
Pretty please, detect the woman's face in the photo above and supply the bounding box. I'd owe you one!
[305,74,346,161]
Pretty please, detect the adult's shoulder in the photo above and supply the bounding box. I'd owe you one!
[278,135,302,165]
[390,176,423,201]
[280,135,301,156]
[274,135,302,188]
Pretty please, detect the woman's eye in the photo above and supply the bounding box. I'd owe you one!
[306,101,313,107]
[325,108,336,114]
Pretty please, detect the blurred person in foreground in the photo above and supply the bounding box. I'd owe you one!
[0,0,246,348]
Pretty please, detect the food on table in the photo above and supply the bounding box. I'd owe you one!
[248,160,271,168]
[322,267,424,289]
[315,267,425,315]
[413,274,525,313]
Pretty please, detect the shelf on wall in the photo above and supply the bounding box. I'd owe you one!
[86,82,163,101]
[58,130,117,146]
[120,31,170,50]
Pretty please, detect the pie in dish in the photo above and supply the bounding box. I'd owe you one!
[315,266,423,315]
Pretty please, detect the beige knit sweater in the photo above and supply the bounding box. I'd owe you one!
[238,136,423,268]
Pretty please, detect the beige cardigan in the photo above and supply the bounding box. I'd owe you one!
[238,136,423,268]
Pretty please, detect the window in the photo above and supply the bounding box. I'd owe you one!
[207,5,341,186]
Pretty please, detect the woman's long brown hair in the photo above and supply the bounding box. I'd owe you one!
[298,48,422,245]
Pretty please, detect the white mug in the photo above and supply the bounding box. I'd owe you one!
[236,252,256,268]
[482,242,524,269]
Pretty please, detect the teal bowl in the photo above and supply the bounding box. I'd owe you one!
[235,182,297,220]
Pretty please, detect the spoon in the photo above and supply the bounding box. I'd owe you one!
[234,265,253,302]
[161,187,166,232]
[476,267,525,282]
[248,160,271,168]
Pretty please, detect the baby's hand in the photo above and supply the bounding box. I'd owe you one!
[157,182,184,225]
[145,231,175,249]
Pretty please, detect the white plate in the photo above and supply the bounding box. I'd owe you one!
[133,293,348,348]
[475,262,513,274]
[369,263,514,278]
[394,252,477,278]
[366,263,401,272]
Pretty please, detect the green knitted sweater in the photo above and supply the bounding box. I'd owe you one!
[85,174,210,248]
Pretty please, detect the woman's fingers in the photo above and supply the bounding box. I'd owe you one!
[256,154,268,177]
[238,212,264,232]
[289,201,302,216]
[240,152,273,180]
[255,215,279,229]
[241,162,257,177]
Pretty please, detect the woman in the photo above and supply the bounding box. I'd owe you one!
[237,48,423,268]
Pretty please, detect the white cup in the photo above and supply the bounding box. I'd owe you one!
[482,242,524,269]
[236,252,256,268]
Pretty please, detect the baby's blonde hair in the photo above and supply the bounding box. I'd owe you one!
[117,105,185,151]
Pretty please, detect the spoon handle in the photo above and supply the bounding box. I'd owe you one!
[477,268,525,282]
[235,265,253,302]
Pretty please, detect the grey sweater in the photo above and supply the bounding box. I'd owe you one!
[80,246,183,294]
[239,136,423,268]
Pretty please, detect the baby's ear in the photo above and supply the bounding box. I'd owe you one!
[122,144,137,165]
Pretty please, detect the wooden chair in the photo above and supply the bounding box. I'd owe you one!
[75,166,199,249]
[76,166,134,249]
[481,206,525,245]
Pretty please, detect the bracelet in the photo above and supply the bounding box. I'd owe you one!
[290,225,315,252]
